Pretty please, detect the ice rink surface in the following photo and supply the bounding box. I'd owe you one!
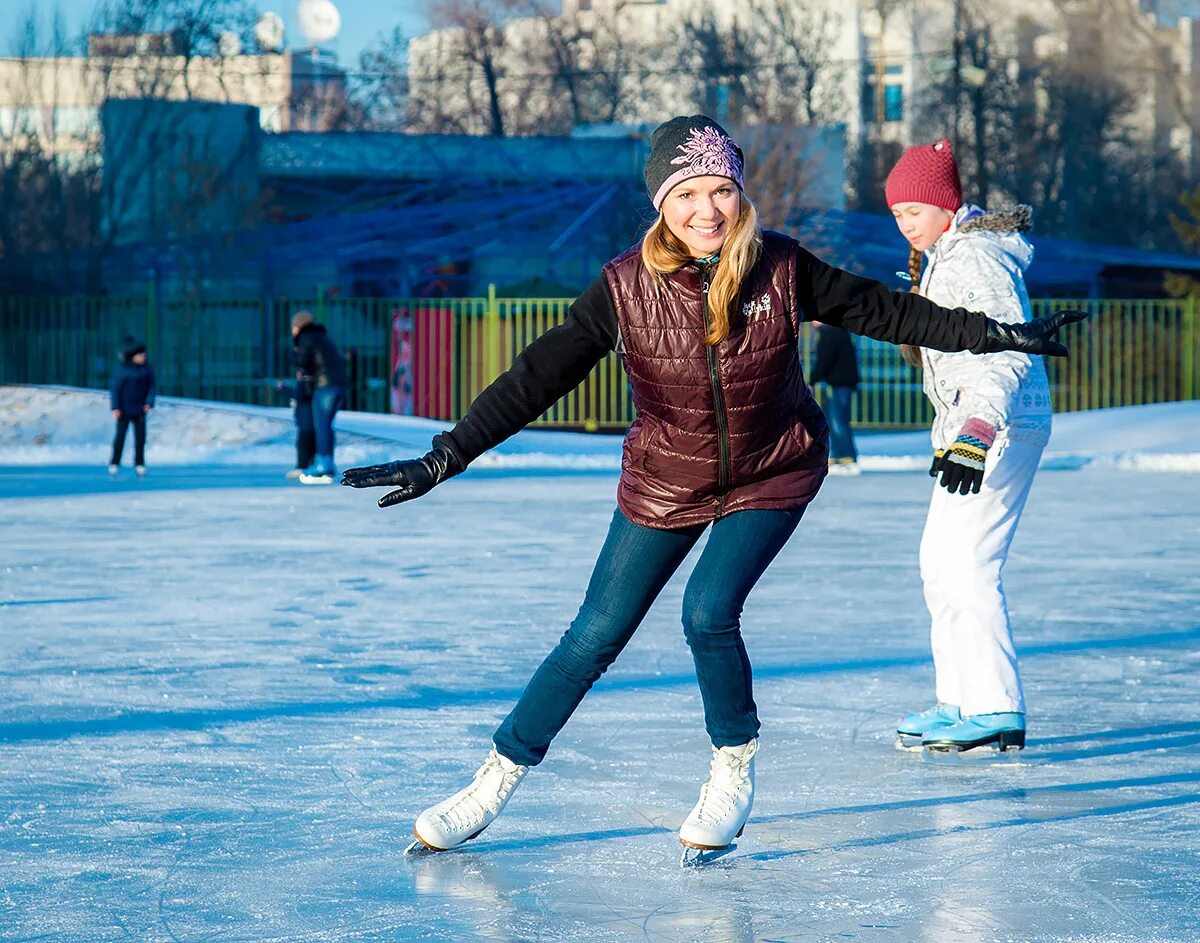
[2,452,1198,942]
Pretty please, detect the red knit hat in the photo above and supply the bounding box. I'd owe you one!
[885,139,962,210]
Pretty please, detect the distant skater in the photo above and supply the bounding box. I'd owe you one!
[291,311,346,484]
[108,336,156,478]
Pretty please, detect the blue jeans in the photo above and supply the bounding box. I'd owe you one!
[493,506,803,766]
[294,398,315,470]
[311,386,345,462]
[826,386,857,461]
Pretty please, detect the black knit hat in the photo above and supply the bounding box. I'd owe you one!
[120,335,146,361]
[644,115,745,211]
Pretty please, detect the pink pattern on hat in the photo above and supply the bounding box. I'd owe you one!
[653,125,744,210]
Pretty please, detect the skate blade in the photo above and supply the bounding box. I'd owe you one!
[921,744,1025,766]
[403,821,490,858]
[895,734,925,752]
[680,843,737,868]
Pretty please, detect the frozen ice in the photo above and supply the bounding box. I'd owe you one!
[0,387,1197,942]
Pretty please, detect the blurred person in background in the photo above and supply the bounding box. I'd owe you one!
[291,310,347,484]
[808,320,860,475]
[108,336,156,478]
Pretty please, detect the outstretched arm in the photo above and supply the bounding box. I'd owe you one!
[794,247,1084,356]
[342,278,618,508]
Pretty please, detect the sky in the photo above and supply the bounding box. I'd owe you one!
[6,0,431,65]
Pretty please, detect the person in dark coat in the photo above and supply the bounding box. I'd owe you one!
[340,115,1085,860]
[809,321,860,473]
[291,310,347,483]
[108,336,157,476]
[282,343,317,480]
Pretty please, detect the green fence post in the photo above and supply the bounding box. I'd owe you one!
[1184,295,1197,401]
[145,282,158,357]
[485,284,501,384]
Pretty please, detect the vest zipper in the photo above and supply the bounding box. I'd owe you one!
[702,263,731,508]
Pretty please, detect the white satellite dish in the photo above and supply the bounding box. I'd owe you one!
[254,12,286,52]
[296,0,341,46]
[217,31,242,57]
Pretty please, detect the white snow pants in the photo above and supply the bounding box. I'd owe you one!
[918,436,1043,716]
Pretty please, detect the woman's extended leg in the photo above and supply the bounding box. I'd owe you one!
[412,509,703,853]
[493,509,704,766]
[676,508,802,854]
[681,508,803,746]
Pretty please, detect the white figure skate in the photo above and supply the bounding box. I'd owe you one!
[404,747,528,856]
[679,739,758,867]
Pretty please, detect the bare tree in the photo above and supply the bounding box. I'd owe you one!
[347,27,408,131]
[407,29,474,134]
[743,0,846,126]
[0,0,267,293]
[426,0,516,136]
[514,2,645,132]
[0,9,98,291]
[664,1,846,225]
[669,2,757,123]
[733,125,827,230]
[912,1,1017,210]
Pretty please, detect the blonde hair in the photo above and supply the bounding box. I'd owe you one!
[641,191,763,346]
[900,244,924,369]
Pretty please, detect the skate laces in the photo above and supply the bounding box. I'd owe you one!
[436,750,526,833]
[692,742,756,826]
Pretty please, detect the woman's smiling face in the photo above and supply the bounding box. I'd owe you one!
[662,175,741,257]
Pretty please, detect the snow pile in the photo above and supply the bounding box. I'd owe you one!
[0,385,622,470]
[0,384,1196,471]
[857,400,1200,473]
[0,386,392,467]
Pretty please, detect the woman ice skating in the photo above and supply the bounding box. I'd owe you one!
[887,140,1055,754]
[342,116,1083,863]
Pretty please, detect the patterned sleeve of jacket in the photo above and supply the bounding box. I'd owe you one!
[934,241,1037,432]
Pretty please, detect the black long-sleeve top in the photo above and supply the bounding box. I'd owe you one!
[438,244,989,467]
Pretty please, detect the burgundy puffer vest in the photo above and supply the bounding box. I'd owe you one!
[603,230,829,529]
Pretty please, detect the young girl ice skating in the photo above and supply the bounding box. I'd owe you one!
[344,118,1082,859]
[888,140,1056,753]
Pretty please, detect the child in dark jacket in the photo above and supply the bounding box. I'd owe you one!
[109,337,157,476]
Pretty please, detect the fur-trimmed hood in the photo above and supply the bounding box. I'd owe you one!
[957,204,1033,235]
[935,203,1034,273]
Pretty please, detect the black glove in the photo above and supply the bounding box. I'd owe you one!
[938,436,988,495]
[975,308,1088,357]
[929,449,945,477]
[340,442,463,508]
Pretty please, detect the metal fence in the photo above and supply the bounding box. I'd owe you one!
[1,291,1195,431]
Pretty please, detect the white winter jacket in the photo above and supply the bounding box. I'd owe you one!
[918,204,1053,450]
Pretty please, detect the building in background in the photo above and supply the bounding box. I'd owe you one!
[407,0,1200,208]
[0,34,347,160]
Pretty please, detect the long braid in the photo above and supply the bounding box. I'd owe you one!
[900,245,924,369]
